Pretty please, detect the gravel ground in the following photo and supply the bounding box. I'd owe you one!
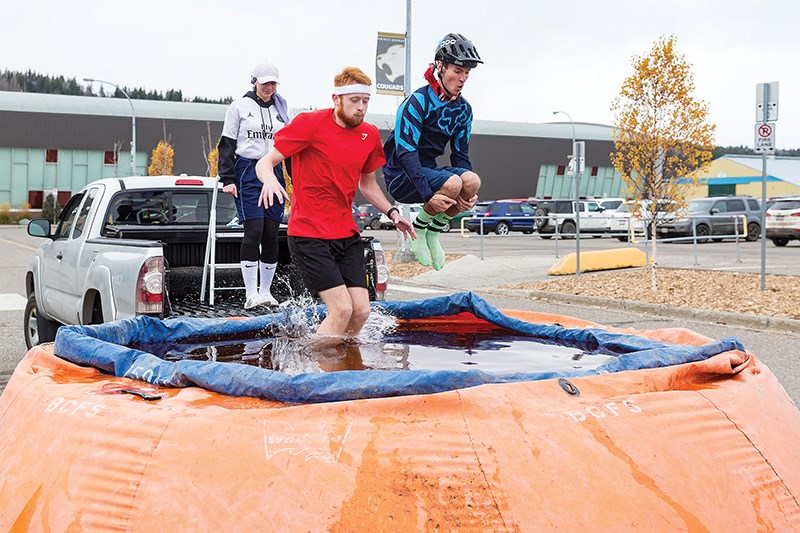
[388,252,800,321]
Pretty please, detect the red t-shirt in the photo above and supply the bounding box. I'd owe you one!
[274,109,386,239]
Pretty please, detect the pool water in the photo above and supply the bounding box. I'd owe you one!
[133,321,617,375]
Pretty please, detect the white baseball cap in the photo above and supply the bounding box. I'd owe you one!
[251,61,280,84]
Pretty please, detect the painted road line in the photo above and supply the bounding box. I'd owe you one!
[0,293,27,311]
[0,237,39,252]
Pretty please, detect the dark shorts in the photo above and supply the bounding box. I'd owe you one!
[288,234,367,295]
[387,166,471,204]
[234,157,285,222]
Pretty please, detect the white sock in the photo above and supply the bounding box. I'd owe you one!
[241,260,259,299]
[259,262,277,296]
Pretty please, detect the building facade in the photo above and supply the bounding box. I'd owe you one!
[692,155,800,199]
[0,92,623,209]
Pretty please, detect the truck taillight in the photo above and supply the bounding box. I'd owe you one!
[373,244,389,300]
[136,257,164,314]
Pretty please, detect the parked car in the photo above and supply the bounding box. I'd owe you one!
[657,196,761,242]
[606,199,677,241]
[597,198,625,212]
[357,203,383,230]
[466,201,536,235]
[534,199,609,239]
[444,209,474,232]
[766,197,800,246]
[379,204,422,229]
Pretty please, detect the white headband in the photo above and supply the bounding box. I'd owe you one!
[332,84,372,95]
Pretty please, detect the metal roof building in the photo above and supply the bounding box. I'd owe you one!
[0,92,621,208]
[695,154,800,199]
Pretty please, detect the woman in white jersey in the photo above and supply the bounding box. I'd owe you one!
[218,60,292,309]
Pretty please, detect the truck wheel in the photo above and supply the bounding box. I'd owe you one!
[90,298,104,324]
[772,238,789,247]
[534,207,550,230]
[24,292,59,349]
[369,218,381,230]
[561,221,576,239]
[495,221,510,235]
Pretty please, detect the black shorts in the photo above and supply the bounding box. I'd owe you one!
[288,234,367,295]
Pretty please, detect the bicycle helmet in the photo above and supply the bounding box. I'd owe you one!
[434,33,483,68]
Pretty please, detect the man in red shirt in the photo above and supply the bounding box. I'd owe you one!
[255,67,414,342]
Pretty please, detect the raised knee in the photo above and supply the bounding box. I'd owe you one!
[462,171,481,192]
[439,174,463,197]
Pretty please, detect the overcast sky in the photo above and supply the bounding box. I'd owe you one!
[4,0,798,148]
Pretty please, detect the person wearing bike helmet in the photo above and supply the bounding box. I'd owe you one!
[382,33,483,270]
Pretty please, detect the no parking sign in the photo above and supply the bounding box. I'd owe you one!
[754,122,775,154]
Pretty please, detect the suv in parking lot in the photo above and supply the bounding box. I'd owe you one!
[357,203,382,230]
[466,201,536,235]
[766,197,800,246]
[657,196,761,242]
[534,199,610,238]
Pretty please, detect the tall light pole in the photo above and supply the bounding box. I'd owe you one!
[83,78,137,176]
[553,110,581,276]
[392,0,415,263]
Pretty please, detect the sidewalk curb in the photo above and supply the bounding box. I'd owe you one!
[484,288,800,334]
[389,280,800,334]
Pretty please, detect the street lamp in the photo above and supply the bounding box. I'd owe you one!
[83,78,137,176]
[552,110,581,276]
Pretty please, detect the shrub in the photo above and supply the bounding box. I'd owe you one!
[42,193,61,223]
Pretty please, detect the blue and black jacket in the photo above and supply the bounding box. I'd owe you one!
[382,85,473,201]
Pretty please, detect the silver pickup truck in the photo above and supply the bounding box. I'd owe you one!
[24,176,389,349]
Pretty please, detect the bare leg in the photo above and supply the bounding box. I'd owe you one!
[426,172,482,270]
[313,285,371,347]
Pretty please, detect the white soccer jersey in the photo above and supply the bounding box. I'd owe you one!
[221,95,287,159]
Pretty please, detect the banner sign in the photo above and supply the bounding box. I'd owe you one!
[375,32,406,96]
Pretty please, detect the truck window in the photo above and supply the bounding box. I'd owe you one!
[54,193,84,241]
[72,187,99,239]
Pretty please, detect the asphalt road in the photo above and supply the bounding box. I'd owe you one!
[1,225,799,408]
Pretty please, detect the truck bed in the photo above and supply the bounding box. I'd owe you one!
[106,224,381,317]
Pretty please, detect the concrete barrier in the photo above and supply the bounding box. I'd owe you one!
[548,247,649,275]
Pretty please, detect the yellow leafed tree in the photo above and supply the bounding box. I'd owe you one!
[610,35,716,291]
[207,146,219,177]
[148,140,175,176]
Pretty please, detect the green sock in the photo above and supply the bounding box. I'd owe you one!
[426,213,451,271]
[411,209,433,267]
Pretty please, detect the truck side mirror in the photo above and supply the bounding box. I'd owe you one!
[27,219,52,239]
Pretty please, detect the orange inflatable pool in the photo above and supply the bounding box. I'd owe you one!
[1,294,798,531]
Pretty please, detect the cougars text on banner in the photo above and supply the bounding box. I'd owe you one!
[376,32,406,96]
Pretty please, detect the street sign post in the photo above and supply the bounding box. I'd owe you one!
[756,82,779,122]
[755,81,779,291]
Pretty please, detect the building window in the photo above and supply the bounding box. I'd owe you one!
[104,150,118,165]
[556,165,566,176]
[591,166,598,177]
[45,149,58,163]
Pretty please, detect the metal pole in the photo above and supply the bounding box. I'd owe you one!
[83,78,137,176]
[761,153,767,291]
[553,111,579,276]
[393,1,415,262]
[760,84,769,292]
[405,0,411,97]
